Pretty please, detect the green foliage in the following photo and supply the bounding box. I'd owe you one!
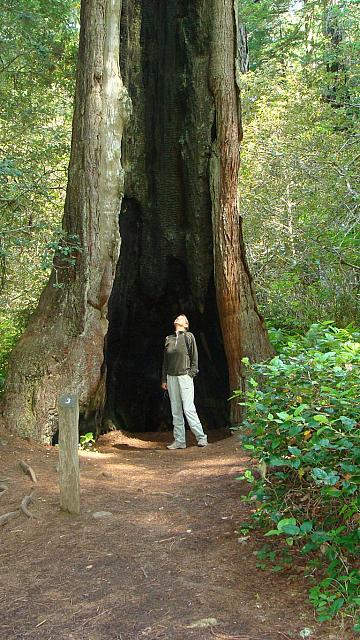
[239,0,360,330]
[240,67,360,329]
[233,323,360,628]
[240,0,360,120]
[79,432,96,450]
[41,229,83,288]
[0,0,79,355]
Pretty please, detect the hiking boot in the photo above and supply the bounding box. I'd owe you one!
[197,437,208,447]
[167,441,186,450]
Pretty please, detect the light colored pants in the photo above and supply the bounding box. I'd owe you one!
[167,374,207,444]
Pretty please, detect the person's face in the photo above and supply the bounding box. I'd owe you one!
[174,315,188,330]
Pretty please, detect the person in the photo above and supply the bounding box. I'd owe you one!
[161,314,208,449]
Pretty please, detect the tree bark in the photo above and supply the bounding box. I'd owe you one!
[209,0,273,423]
[3,0,130,441]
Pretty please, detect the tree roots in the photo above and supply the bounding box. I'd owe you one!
[19,460,37,483]
[0,483,9,498]
[0,510,20,526]
[20,492,36,519]
[0,464,38,526]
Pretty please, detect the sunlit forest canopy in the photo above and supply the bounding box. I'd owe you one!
[240,0,359,328]
[0,0,79,360]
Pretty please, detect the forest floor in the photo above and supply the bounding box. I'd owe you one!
[0,424,356,640]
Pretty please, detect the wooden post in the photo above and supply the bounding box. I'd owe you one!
[58,394,80,514]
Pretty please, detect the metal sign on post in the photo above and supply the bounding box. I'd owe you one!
[58,393,80,515]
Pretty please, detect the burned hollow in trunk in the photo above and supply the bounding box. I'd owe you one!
[104,1,230,433]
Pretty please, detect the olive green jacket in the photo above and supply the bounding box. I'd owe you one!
[162,331,198,383]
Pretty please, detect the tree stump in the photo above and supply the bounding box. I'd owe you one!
[58,394,80,515]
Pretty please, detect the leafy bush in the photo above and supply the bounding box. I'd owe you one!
[79,432,96,450]
[232,323,360,630]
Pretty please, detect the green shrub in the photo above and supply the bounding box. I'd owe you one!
[232,322,360,629]
[79,432,96,450]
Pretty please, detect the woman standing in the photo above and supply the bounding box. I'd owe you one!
[161,314,207,449]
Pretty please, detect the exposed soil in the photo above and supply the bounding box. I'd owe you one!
[0,425,354,640]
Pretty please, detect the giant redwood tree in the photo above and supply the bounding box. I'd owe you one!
[3,0,273,442]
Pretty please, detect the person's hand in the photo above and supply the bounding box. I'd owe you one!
[161,382,167,390]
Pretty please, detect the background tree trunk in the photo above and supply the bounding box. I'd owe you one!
[323,0,349,108]
[3,0,130,441]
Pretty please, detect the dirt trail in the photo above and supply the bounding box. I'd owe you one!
[0,427,352,640]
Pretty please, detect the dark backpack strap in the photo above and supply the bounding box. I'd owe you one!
[184,332,192,357]
[184,333,199,376]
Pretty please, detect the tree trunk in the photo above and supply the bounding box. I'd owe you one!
[3,0,273,442]
[105,0,273,432]
[208,0,273,423]
[3,0,130,441]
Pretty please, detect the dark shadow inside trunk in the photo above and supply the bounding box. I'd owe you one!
[102,0,230,434]
[104,200,230,433]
